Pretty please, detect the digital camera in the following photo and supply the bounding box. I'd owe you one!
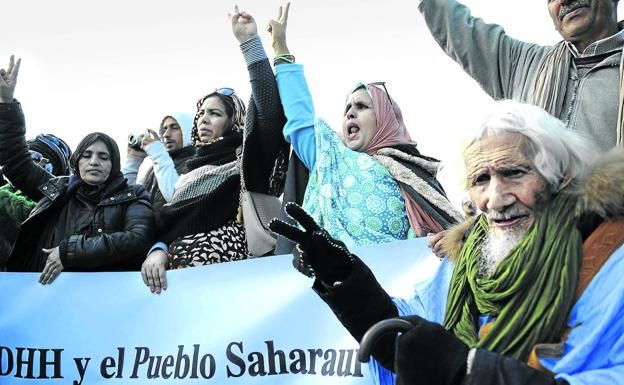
[128,133,146,151]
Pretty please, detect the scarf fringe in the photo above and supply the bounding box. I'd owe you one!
[373,154,464,223]
[376,147,441,175]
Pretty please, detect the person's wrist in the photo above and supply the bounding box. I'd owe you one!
[272,41,290,56]
[274,54,295,66]
[237,33,258,44]
[0,96,14,103]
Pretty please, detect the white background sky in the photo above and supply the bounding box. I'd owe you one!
[3,1,623,206]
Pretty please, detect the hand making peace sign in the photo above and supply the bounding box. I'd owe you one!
[0,55,21,103]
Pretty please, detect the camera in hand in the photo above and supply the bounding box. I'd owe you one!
[128,133,145,151]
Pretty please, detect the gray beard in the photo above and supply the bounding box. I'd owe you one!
[478,230,525,277]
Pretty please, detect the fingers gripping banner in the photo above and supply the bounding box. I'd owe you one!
[0,238,440,385]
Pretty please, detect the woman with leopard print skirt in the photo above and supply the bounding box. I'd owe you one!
[140,7,289,293]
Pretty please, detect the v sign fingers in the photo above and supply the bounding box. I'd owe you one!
[284,202,320,233]
[268,217,308,245]
[279,2,290,24]
[5,55,20,80]
[0,55,21,102]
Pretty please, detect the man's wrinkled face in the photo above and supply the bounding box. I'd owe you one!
[547,0,619,51]
[465,133,550,239]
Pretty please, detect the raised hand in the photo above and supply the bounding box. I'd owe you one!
[267,3,290,56]
[229,5,258,44]
[0,55,21,103]
[269,202,353,284]
[141,128,160,148]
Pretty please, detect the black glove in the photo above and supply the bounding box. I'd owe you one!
[269,202,354,284]
[466,349,569,385]
[395,315,469,385]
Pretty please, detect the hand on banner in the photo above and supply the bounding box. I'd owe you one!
[229,5,258,44]
[269,202,353,285]
[141,249,168,294]
[39,247,64,285]
[0,55,21,103]
[267,3,290,56]
[428,230,448,258]
[394,315,469,385]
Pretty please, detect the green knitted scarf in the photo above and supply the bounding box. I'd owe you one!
[443,192,582,361]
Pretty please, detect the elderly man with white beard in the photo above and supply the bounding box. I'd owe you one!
[269,100,624,385]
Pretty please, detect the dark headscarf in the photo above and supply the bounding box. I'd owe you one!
[27,134,72,176]
[70,132,122,183]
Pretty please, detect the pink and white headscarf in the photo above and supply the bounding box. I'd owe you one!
[362,84,414,156]
[352,83,445,235]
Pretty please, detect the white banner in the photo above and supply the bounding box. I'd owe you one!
[0,238,439,385]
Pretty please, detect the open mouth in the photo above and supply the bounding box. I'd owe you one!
[347,122,360,139]
[491,214,529,228]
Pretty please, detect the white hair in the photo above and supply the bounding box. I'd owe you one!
[466,100,599,192]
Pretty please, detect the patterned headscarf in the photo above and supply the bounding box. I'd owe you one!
[191,88,246,147]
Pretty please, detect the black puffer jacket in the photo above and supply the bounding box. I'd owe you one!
[7,175,155,272]
[0,102,155,272]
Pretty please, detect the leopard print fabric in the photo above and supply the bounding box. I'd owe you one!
[168,220,250,268]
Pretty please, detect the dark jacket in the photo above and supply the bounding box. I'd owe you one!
[0,102,155,272]
[0,184,36,265]
[240,58,289,197]
[275,152,309,255]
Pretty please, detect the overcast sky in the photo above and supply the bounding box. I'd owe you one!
[3,0,622,205]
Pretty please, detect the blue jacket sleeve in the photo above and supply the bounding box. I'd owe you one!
[275,64,316,170]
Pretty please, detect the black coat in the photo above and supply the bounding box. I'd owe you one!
[0,101,155,272]
[8,176,154,272]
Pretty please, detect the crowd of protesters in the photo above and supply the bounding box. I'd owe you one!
[2,1,624,384]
